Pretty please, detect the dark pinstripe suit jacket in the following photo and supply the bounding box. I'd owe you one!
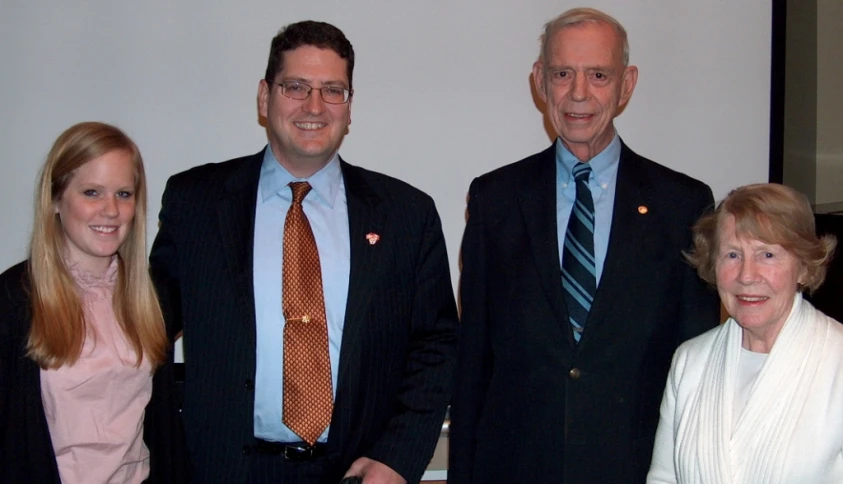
[448,142,721,484]
[149,149,459,483]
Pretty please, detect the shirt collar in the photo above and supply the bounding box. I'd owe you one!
[259,146,342,208]
[555,132,621,186]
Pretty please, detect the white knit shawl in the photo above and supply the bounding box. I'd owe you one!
[675,294,825,484]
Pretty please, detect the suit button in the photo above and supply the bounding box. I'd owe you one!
[242,444,252,455]
[245,379,254,390]
[569,368,581,380]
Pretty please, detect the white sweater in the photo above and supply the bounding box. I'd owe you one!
[647,294,843,484]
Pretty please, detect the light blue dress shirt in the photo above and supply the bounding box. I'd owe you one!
[253,147,350,443]
[555,134,621,286]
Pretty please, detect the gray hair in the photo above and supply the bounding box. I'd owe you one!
[539,7,630,66]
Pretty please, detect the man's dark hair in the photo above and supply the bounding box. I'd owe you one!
[264,21,355,89]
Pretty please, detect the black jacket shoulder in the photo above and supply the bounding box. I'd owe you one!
[0,261,29,304]
[623,146,712,197]
[0,261,31,341]
[473,144,555,187]
[471,142,712,206]
[340,159,437,210]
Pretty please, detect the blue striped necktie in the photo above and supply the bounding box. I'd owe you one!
[562,163,596,343]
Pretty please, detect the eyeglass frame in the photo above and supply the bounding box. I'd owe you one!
[271,80,353,105]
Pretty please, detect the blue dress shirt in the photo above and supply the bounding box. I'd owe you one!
[253,147,350,443]
[555,134,621,286]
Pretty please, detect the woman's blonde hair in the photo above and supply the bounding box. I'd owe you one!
[685,183,836,294]
[27,121,167,369]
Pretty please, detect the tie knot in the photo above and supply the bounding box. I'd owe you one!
[572,163,592,182]
[289,182,312,204]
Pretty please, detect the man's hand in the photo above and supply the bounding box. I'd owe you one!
[343,457,407,484]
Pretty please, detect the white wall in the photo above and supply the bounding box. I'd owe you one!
[0,0,772,290]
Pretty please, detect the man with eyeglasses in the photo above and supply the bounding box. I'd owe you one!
[150,20,458,484]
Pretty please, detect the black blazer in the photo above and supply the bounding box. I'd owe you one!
[449,142,721,484]
[0,262,188,483]
[149,150,459,483]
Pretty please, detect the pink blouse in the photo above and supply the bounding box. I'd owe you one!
[40,259,152,484]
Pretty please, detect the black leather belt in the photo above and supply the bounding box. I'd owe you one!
[253,439,328,461]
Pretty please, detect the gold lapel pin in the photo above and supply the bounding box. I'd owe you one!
[366,233,380,245]
[638,205,649,215]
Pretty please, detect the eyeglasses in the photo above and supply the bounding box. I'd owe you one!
[273,81,352,104]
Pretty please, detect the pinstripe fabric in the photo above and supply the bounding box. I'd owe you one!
[562,163,595,342]
[248,453,328,483]
[149,150,458,483]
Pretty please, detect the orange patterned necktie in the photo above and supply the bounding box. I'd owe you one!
[282,181,333,446]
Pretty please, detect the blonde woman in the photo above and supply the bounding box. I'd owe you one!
[0,122,187,483]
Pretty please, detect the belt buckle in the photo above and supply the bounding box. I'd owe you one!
[283,444,313,461]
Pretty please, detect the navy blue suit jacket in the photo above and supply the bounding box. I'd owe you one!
[449,142,720,484]
[150,150,458,483]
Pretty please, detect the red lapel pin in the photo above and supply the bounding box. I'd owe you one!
[366,233,380,245]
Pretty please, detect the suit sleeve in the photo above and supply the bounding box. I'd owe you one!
[147,179,191,482]
[448,178,493,483]
[144,347,191,483]
[0,268,27,476]
[646,350,683,484]
[679,184,720,341]
[149,177,184,342]
[364,199,460,482]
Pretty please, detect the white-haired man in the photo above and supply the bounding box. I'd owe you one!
[449,8,720,483]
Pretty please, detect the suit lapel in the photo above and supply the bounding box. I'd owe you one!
[580,142,654,348]
[336,159,387,386]
[517,145,576,348]
[217,151,263,330]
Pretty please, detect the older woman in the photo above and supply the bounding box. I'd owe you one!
[0,122,186,482]
[647,183,842,484]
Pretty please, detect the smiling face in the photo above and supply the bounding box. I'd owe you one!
[55,149,136,274]
[533,21,637,162]
[715,215,806,348]
[258,45,352,177]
